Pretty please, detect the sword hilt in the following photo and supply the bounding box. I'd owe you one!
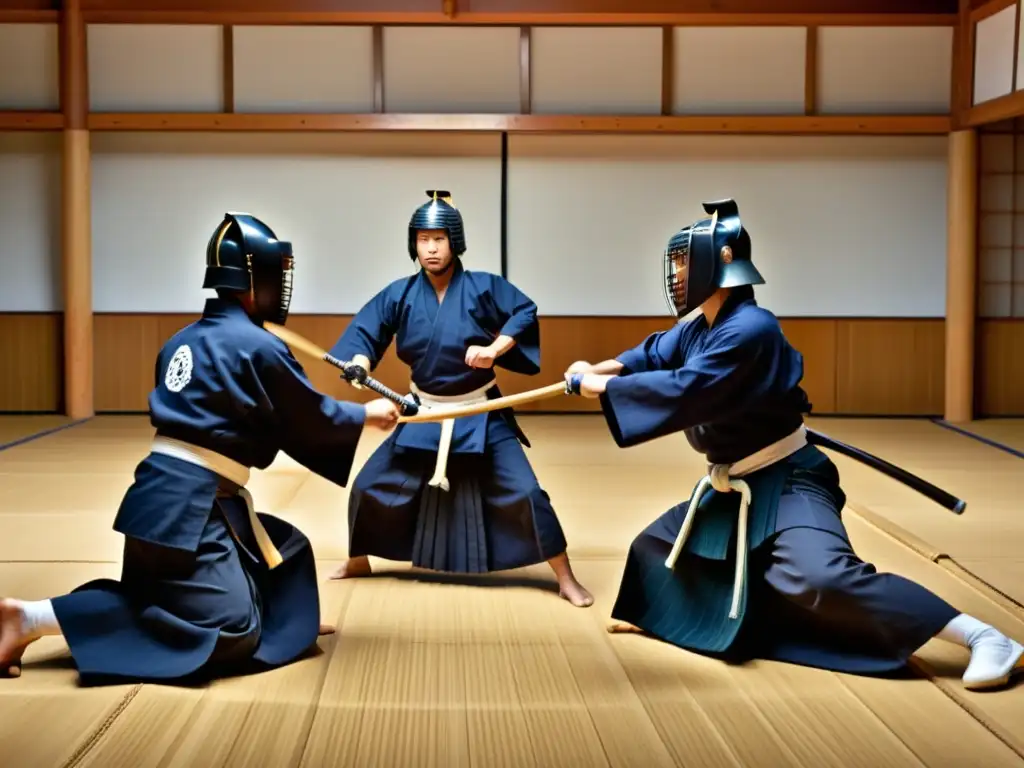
[331,355,419,416]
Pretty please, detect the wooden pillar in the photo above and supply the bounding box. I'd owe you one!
[944,129,978,423]
[60,0,93,418]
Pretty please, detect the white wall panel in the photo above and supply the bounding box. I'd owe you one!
[530,27,662,114]
[974,6,1017,104]
[0,24,59,110]
[0,134,62,312]
[89,133,502,313]
[233,26,375,113]
[507,135,947,317]
[88,24,224,112]
[818,27,952,113]
[383,27,520,113]
[672,27,806,115]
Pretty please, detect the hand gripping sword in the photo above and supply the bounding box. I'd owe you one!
[563,373,966,515]
[262,322,420,416]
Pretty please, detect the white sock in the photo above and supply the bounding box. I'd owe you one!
[937,613,1002,648]
[18,600,61,638]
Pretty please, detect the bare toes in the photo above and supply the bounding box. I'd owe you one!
[607,621,643,634]
[558,585,595,608]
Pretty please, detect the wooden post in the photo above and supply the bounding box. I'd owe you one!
[944,128,978,423]
[60,0,93,418]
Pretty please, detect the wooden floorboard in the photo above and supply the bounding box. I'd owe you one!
[0,415,1022,767]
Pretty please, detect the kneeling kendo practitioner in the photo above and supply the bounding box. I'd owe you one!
[0,213,401,683]
[565,199,1023,691]
[327,190,592,607]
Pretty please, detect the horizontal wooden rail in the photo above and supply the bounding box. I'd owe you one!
[969,0,1015,22]
[0,111,64,130]
[70,12,958,26]
[965,91,1024,126]
[79,112,952,135]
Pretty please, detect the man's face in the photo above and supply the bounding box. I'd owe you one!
[415,229,453,274]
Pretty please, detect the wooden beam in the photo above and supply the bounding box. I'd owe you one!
[1013,0,1021,95]
[372,25,384,113]
[805,26,818,115]
[77,12,958,25]
[519,27,530,115]
[0,9,58,21]
[951,0,975,127]
[72,0,957,26]
[222,26,234,113]
[0,0,58,22]
[0,111,64,130]
[964,89,1024,125]
[944,129,978,423]
[661,26,674,116]
[59,0,93,419]
[969,0,1015,21]
[74,0,957,14]
[85,112,953,134]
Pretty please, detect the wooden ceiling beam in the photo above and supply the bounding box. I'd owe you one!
[72,0,955,14]
[69,12,959,26]
[0,0,958,24]
[0,111,63,129]
[84,112,952,135]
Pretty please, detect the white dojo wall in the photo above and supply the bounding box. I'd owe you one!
[0,21,956,317]
[506,135,948,317]
[974,5,1019,105]
[88,133,503,313]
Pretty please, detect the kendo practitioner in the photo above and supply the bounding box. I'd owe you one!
[0,212,401,683]
[328,190,593,607]
[565,199,1023,691]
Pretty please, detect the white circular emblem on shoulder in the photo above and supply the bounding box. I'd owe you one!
[164,344,193,393]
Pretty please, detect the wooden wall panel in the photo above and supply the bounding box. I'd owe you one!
[779,318,838,413]
[835,319,946,414]
[7,314,1022,417]
[0,313,61,412]
[978,318,1024,415]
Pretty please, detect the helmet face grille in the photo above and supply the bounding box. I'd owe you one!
[663,228,691,318]
[277,253,294,325]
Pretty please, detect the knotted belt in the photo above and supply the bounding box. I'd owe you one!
[150,436,284,569]
[409,379,496,492]
[664,425,809,620]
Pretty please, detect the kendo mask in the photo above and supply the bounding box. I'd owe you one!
[663,198,763,319]
[408,190,466,271]
[203,212,295,325]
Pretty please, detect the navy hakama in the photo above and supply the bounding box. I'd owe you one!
[332,263,568,574]
[44,299,367,685]
[602,290,959,674]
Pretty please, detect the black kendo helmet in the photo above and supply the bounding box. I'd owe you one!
[203,212,295,325]
[407,190,466,260]
[663,199,763,319]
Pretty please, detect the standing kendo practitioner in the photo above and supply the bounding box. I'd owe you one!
[327,190,593,607]
[564,199,1023,690]
[0,212,401,682]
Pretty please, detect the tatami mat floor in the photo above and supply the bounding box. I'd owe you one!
[0,414,1022,767]
[946,418,1024,455]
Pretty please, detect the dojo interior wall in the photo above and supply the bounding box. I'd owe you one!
[0,19,1015,416]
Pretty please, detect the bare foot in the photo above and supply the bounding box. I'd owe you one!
[318,624,336,636]
[328,556,372,580]
[0,599,37,678]
[547,552,593,608]
[607,620,645,634]
[558,579,595,608]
